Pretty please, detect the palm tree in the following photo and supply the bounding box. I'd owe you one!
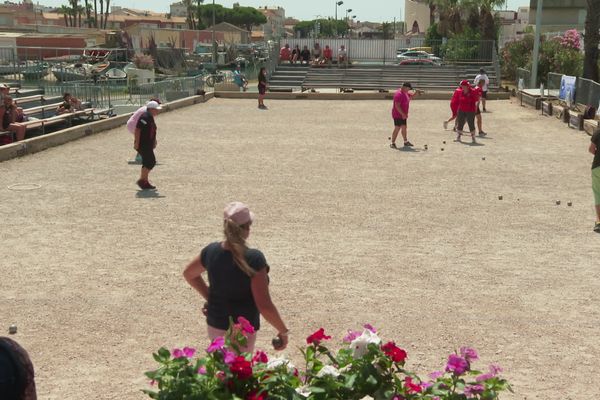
[98,0,104,29]
[58,5,71,26]
[103,0,110,29]
[94,0,98,28]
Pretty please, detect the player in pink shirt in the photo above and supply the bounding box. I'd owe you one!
[390,82,422,148]
[455,80,480,144]
[444,85,462,131]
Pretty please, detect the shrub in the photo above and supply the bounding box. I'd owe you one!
[133,53,155,71]
[143,320,512,400]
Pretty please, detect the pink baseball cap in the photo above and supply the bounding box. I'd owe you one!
[224,202,254,225]
[460,80,470,86]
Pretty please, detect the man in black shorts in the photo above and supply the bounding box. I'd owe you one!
[134,100,162,190]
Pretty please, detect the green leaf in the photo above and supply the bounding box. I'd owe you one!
[344,374,357,389]
[308,386,326,393]
[366,375,378,386]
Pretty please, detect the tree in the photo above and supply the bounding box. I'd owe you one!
[84,0,92,28]
[58,5,70,26]
[227,6,266,32]
[378,22,394,39]
[94,0,98,28]
[103,0,110,29]
[583,0,600,82]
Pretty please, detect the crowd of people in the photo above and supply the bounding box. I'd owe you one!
[280,42,348,67]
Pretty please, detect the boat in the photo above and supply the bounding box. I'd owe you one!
[21,62,50,80]
[105,68,126,79]
[51,62,110,82]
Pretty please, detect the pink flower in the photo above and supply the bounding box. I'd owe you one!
[222,348,236,364]
[428,370,444,379]
[206,337,225,353]
[459,347,478,362]
[197,366,207,375]
[149,380,155,386]
[343,330,361,343]
[252,350,269,364]
[363,323,377,333]
[446,354,469,375]
[489,364,503,375]
[183,347,196,358]
[237,317,256,335]
[172,348,184,358]
[475,373,495,382]
[306,328,332,345]
[464,384,484,397]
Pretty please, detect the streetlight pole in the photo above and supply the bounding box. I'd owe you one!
[530,0,543,88]
[334,1,343,37]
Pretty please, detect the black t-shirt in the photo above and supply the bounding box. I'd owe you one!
[258,73,267,87]
[2,106,12,129]
[592,131,600,170]
[136,111,156,149]
[200,242,269,330]
[300,49,311,61]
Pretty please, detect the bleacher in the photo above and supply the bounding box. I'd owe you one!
[0,86,113,145]
[269,63,499,93]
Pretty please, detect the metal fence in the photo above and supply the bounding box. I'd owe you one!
[284,38,496,63]
[43,74,207,108]
[576,77,600,109]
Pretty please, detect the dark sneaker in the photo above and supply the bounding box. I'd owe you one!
[479,131,487,137]
[390,143,397,149]
[145,181,156,190]
[136,179,146,190]
[404,141,414,147]
[594,223,600,233]
[456,134,462,141]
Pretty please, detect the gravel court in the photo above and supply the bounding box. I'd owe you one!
[0,97,599,400]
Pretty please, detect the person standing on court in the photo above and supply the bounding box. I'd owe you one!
[474,68,489,112]
[455,80,480,144]
[589,130,600,232]
[473,79,487,137]
[183,202,289,353]
[258,67,268,109]
[133,100,162,190]
[390,82,421,149]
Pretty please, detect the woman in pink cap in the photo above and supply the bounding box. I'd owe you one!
[183,202,289,353]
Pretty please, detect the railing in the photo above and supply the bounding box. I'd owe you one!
[283,38,496,64]
[43,74,207,109]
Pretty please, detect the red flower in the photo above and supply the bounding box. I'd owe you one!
[246,390,268,400]
[404,377,423,394]
[306,328,332,345]
[381,341,407,363]
[252,350,268,364]
[229,356,253,380]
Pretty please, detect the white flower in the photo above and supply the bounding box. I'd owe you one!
[316,365,340,378]
[350,329,381,358]
[266,357,295,370]
[359,396,375,400]
[295,386,311,397]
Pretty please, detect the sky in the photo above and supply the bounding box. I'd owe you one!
[38,0,531,22]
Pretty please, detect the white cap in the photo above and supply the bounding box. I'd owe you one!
[146,100,162,110]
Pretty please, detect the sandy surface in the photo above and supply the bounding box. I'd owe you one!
[1,97,599,400]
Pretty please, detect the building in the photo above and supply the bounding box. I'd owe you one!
[207,22,250,44]
[125,24,221,51]
[404,0,430,34]
[497,6,529,47]
[257,6,285,40]
[170,2,188,18]
[529,0,586,33]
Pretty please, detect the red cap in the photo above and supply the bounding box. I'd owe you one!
[460,80,470,86]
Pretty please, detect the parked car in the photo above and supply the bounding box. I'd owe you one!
[396,50,442,64]
[398,59,437,66]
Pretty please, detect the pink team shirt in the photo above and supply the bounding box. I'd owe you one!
[392,89,411,120]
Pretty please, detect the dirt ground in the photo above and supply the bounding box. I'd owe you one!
[1,97,599,400]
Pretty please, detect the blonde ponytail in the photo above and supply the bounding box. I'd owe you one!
[224,218,255,277]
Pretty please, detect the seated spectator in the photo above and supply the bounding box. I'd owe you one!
[291,45,301,64]
[338,45,348,67]
[0,83,10,101]
[0,337,37,400]
[312,42,322,64]
[56,93,82,115]
[0,96,26,142]
[233,65,248,92]
[322,45,333,66]
[279,43,291,63]
[300,46,311,64]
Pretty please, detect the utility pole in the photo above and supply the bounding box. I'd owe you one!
[530,0,543,88]
[212,0,216,65]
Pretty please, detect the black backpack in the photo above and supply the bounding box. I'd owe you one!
[583,105,597,119]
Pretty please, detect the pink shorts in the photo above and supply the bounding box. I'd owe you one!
[207,325,257,354]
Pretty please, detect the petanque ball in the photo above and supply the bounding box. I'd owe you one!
[443,141,446,144]
[272,336,283,349]
[568,202,572,207]
[482,157,486,160]
[9,324,17,334]
[556,200,561,205]
[441,148,444,151]
[424,144,428,150]
[498,195,503,200]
